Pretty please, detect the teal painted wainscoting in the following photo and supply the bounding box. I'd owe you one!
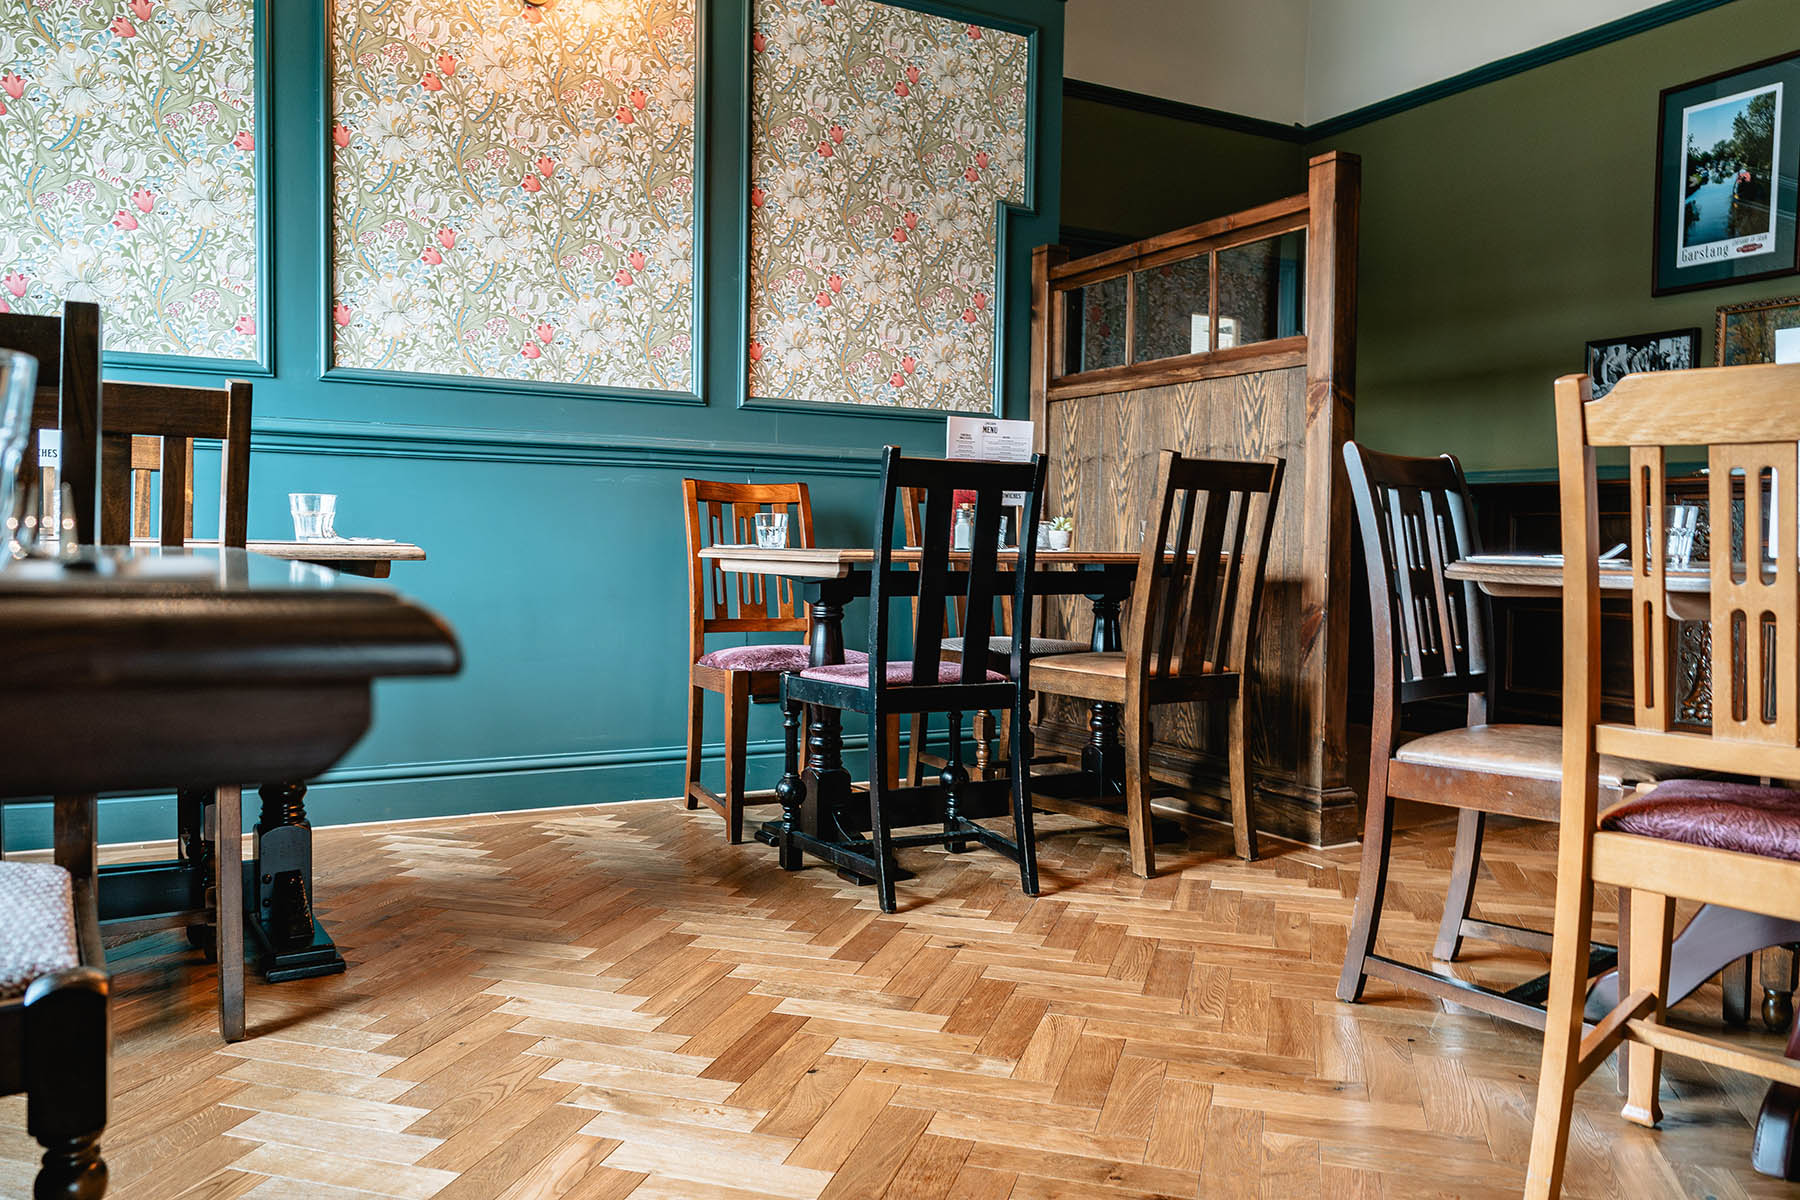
[0,0,1064,850]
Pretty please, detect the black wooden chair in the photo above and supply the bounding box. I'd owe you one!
[777,447,1047,913]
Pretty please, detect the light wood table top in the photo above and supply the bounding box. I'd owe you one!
[1445,555,1712,618]
[700,545,1155,580]
[126,537,426,578]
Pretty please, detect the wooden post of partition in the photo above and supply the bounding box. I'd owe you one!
[1301,150,1361,842]
[1029,244,1069,453]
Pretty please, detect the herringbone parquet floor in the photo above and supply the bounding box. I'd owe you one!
[1,800,1794,1200]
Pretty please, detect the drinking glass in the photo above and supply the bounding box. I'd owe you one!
[754,510,788,549]
[0,351,39,557]
[1665,504,1699,568]
[289,492,337,541]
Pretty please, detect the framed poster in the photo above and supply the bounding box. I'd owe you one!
[1716,294,1800,363]
[1583,327,1699,398]
[1653,50,1800,296]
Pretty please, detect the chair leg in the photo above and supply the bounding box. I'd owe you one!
[1337,760,1395,1003]
[1226,693,1258,861]
[1434,809,1486,962]
[1622,889,1675,1128]
[24,968,108,1200]
[884,714,903,791]
[868,709,899,913]
[215,785,245,1043]
[721,674,750,844]
[1123,699,1155,878]
[775,694,804,871]
[684,683,705,810]
[1009,701,1039,897]
[1524,848,1600,1199]
[942,712,968,854]
[907,713,927,785]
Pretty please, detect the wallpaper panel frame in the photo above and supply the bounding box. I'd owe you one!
[0,0,273,374]
[320,0,706,406]
[739,0,1040,420]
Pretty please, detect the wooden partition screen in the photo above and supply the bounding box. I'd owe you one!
[1030,152,1360,846]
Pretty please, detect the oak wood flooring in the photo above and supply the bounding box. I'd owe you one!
[1,801,1793,1199]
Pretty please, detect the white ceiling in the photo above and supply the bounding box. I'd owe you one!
[1063,0,1680,127]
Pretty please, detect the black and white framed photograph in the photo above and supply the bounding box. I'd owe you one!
[1653,50,1800,295]
[1584,327,1700,398]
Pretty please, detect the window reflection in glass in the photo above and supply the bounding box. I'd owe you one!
[1062,275,1128,375]
[1132,255,1210,363]
[1215,230,1305,347]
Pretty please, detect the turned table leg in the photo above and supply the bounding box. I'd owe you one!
[248,780,345,981]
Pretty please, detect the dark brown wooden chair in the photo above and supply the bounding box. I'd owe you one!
[1338,441,1676,1026]
[0,797,112,1199]
[1029,450,1284,876]
[0,303,101,541]
[93,378,252,549]
[684,479,877,842]
[777,447,1046,913]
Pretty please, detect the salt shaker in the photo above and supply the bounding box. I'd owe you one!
[952,502,974,550]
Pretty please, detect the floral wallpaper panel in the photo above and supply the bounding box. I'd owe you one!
[0,0,261,360]
[747,0,1029,413]
[329,0,697,393]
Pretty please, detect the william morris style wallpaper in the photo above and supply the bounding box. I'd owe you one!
[746,0,1029,413]
[329,0,697,393]
[0,0,261,360]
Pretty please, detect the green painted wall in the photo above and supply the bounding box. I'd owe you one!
[1309,0,1792,474]
[2,0,1064,851]
[1061,96,1306,239]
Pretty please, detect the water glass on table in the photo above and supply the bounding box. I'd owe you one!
[290,493,337,541]
[754,511,788,549]
[1664,504,1699,568]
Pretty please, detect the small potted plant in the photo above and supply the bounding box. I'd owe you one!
[1046,515,1073,551]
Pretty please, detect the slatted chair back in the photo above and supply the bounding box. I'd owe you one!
[93,379,252,548]
[682,480,815,662]
[1128,450,1285,687]
[871,448,1045,692]
[1344,442,1490,718]
[0,303,100,540]
[1563,362,1800,777]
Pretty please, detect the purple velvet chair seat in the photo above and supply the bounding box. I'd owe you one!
[797,661,1007,687]
[1601,779,1800,862]
[696,644,868,673]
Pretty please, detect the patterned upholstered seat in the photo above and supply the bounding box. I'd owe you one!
[941,635,1089,658]
[695,644,868,673]
[798,661,1007,686]
[1602,779,1800,862]
[0,861,79,1000]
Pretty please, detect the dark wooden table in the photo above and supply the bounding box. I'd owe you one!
[698,546,1150,879]
[0,547,459,1035]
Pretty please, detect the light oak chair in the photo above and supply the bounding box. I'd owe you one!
[1337,442,1678,1026]
[1527,363,1800,1197]
[683,480,878,843]
[1029,450,1284,876]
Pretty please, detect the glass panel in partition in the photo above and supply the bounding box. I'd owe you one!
[1061,275,1128,375]
[1131,254,1211,363]
[1215,230,1306,348]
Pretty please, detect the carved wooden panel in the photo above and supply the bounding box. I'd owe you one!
[1040,367,1307,800]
